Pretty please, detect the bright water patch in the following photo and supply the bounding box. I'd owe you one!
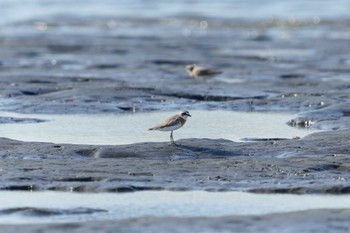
[1,0,350,25]
[0,191,350,224]
[0,111,317,145]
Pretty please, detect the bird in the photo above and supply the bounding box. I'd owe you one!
[149,110,191,145]
[185,64,222,81]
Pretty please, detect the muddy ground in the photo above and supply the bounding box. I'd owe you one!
[0,130,349,194]
[0,10,350,233]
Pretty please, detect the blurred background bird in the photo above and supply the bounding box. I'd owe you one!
[185,64,223,81]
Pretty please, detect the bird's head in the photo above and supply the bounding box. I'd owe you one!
[185,64,197,75]
[179,110,191,119]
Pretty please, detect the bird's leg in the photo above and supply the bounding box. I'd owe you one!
[170,131,174,144]
[170,131,177,145]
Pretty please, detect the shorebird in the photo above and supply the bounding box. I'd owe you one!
[185,64,222,81]
[149,110,191,145]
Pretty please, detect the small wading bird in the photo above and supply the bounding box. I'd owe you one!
[149,110,191,145]
[185,64,222,81]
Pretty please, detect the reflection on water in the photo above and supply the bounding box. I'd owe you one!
[1,191,350,224]
[0,111,317,145]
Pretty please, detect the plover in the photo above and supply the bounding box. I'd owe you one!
[185,64,222,81]
[149,110,191,145]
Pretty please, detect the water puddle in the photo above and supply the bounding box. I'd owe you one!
[0,111,317,145]
[0,191,349,224]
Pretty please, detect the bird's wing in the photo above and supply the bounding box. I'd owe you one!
[149,115,180,130]
[197,68,222,76]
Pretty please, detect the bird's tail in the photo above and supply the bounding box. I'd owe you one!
[148,127,155,130]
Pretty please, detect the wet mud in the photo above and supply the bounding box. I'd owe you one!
[1,17,350,119]
[0,129,349,194]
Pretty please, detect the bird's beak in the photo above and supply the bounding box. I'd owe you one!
[188,114,192,117]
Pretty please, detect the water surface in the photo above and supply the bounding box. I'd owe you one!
[0,111,316,145]
[2,0,350,25]
[1,191,350,224]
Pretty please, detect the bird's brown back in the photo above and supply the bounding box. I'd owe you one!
[149,114,185,130]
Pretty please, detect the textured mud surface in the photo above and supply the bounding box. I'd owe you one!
[1,1,350,232]
[1,17,350,119]
[0,129,349,194]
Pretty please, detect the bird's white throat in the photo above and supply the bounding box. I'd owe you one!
[180,115,189,120]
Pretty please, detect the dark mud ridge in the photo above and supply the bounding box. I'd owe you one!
[0,128,349,194]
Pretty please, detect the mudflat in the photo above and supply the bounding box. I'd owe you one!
[1,0,350,232]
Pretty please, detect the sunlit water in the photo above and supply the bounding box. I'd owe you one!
[0,111,316,145]
[1,0,350,25]
[0,191,350,224]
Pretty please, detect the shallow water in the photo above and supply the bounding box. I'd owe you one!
[0,111,316,145]
[1,191,350,224]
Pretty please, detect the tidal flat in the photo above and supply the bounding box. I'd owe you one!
[1,0,350,232]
